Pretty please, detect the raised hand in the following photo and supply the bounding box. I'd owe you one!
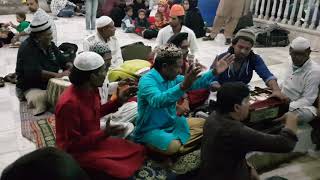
[181,63,202,91]
[117,86,138,104]
[212,53,235,75]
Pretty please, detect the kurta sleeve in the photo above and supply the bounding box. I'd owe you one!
[189,70,216,90]
[188,31,199,57]
[231,125,298,154]
[139,75,185,108]
[254,55,277,83]
[155,29,165,47]
[100,99,122,117]
[115,39,124,67]
[56,103,106,152]
[109,38,124,69]
[289,72,320,111]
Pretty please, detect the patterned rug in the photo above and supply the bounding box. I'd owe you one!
[20,101,55,148]
[19,101,201,179]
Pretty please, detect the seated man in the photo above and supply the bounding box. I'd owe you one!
[55,52,145,179]
[89,41,137,138]
[198,82,298,180]
[167,32,208,115]
[156,4,199,57]
[133,44,234,155]
[83,16,123,70]
[15,15,72,115]
[212,29,286,100]
[50,0,79,17]
[281,37,320,123]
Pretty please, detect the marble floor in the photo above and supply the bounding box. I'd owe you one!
[0,14,320,178]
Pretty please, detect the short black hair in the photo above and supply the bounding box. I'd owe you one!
[125,6,133,12]
[0,147,89,180]
[16,12,26,20]
[232,36,255,46]
[216,82,250,114]
[167,32,188,48]
[69,66,100,87]
[153,56,179,71]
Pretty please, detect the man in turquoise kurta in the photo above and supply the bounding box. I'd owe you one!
[133,44,234,155]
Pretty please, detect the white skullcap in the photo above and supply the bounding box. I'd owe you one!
[30,13,51,33]
[74,52,105,71]
[96,16,113,28]
[290,37,311,51]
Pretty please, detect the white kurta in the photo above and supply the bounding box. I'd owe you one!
[83,33,124,70]
[156,25,199,57]
[281,59,320,115]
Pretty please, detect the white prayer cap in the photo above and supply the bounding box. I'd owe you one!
[96,16,113,28]
[74,52,105,71]
[290,37,311,51]
[30,14,51,33]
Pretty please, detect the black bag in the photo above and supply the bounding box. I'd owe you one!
[58,43,78,62]
[246,24,290,47]
[234,12,254,34]
[121,42,152,61]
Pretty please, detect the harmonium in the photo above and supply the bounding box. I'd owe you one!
[245,87,289,134]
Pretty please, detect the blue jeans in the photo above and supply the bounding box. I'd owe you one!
[85,0,98,30]
[57,4,75,17]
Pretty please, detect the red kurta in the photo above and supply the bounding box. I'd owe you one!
[55,85,145,179]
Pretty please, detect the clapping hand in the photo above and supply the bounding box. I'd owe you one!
[181,63,203,91]
[211,53,235,75]
[117,86,138,104]
[105,119,126,136]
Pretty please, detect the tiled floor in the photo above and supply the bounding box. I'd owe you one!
[0,14,320,178]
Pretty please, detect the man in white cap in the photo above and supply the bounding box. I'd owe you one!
[280,37,320,123]
[15,15,72,115]
[21,0,58,44]
[55,52,145,180]
[83,16,123,70]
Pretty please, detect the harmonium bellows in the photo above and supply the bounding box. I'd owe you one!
[245,87,289,134]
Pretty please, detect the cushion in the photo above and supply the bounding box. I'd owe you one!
[108,59,151,82]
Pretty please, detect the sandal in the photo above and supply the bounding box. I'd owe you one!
[0,77,5,87]
[202,34,216,41]
[4,73,17,84]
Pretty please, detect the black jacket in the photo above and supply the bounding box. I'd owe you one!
[16,37,68,92]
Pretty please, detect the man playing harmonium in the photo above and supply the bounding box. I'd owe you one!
[280,37,320,123]
[211,29,287,101]
[199,82,298,180]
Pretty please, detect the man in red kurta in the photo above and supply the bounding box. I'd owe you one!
[55,52,145,179]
